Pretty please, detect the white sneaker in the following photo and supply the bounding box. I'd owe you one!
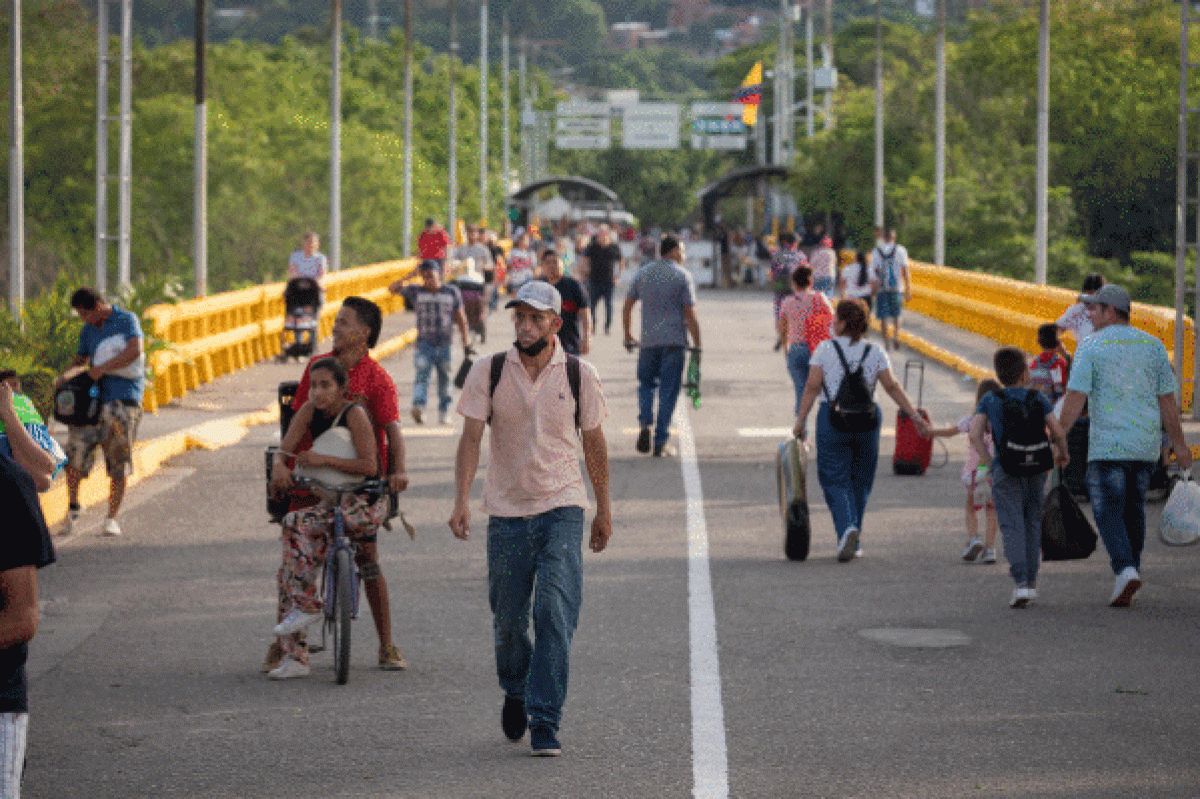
[438,410,449,426]
[1010,587,1032,609]
[837,527,860,563]
[980,548,997,564]
[267,657,310,680]
[101,517,122,537]
[60,507,81,537]
[1109,567,1142,608]
[273,609,322,636]
[962,537,983,562]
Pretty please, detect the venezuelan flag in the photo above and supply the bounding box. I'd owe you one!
[735,61,763,126]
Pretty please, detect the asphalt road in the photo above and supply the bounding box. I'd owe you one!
[27,290,1200,798]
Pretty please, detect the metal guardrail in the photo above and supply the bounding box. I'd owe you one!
[141,258,418,411]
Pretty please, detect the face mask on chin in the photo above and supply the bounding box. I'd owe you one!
[514,336,550,357]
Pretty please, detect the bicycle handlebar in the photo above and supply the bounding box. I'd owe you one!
[289,474,388,496]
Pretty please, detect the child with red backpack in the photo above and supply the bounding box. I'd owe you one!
[1029,323,1069,403]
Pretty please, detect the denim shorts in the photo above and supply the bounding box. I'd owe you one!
[876,290,903,320]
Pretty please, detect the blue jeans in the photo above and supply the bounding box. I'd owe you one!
[412,339,451,412]
[637,346,686,449]
[1086,460,1155,575]
[487,506,584,732]
[990,466,1048,586]
[786,343,811,416]
[814,403,880,543]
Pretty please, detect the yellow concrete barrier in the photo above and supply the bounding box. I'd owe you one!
[142,258,419,412]
[908,261,1195,409]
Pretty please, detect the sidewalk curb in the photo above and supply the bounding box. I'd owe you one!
[39,327,419,529]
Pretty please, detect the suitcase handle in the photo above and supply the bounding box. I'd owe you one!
[903,360,925,407]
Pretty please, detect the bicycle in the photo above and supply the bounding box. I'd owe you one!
[286,474,384,685]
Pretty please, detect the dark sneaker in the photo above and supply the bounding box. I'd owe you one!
[652,437,671,457]
[529,725,561,756]
[636,427,651,454]
[501,696,527,742]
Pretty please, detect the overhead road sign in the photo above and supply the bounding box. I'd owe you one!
[690,102,748,150]
[555,116,610,135]
[691,134,747,151]
[554,134,610,150]
[622,103,680,150]
[556,101,610,117]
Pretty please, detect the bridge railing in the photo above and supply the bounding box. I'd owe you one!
[908,261,1196,408]
[141,258,419,412]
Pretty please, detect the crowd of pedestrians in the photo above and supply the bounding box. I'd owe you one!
[7,214,1199,791]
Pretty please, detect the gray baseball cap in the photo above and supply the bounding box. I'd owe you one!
[505,280,562,315]
[1085,284,1131,314]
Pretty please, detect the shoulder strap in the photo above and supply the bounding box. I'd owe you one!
[566,355,582,431]
[486,353,506,424]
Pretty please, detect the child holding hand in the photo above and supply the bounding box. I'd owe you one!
[929,379,1003,564]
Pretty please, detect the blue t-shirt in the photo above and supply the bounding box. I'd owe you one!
[1066,324,1178,462]
[976,387,1054,475]
[77,305,145,403]
[628,259,696,349]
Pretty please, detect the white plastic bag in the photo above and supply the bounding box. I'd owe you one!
[972,466,992,507]
[1160,475,1200,546]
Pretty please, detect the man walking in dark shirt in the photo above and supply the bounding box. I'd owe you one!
[538,248,591,355]
[581,225,623,336]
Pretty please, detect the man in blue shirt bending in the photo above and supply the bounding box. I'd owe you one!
[1059,284,1193,607]
[56,288,145,537]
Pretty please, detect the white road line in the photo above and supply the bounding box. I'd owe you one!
[677,407,730,798]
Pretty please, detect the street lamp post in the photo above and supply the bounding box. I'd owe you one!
[331,0,342,271]
[9,0,23,316]
[479,0,488,228]
[874,0,883,228]
[449,0,458,240]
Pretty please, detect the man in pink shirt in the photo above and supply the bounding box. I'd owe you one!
[450,281,613,757]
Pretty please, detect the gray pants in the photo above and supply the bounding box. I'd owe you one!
[990,467,1048,587]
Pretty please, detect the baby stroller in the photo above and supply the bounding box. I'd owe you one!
[278,277,322,362]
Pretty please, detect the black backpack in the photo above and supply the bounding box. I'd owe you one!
[992,389,1054,477]
[53,373,102,427]
[823,341,880,434]
[488,352,582,430]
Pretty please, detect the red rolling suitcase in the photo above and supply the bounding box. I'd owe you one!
[893,360,933,475]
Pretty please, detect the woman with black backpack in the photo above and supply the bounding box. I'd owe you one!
[792,300,931,562]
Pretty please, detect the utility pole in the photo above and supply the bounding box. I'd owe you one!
[873,0,883,229]
[193,0,208,296]
[403,0,413,255]
[934,0,945,267]
[479,0,488,228]
[518,35,527,186]
[449,0,459,241]
[501,13,510,228]
[331,0,342,271]
[1034,0,1049,285]
[9,0,23,316]
[805,2,813,139]
[366,0,379,40]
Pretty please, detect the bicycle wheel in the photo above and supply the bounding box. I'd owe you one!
[332,548,354,685]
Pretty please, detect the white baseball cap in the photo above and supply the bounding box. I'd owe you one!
[505,280,562,315]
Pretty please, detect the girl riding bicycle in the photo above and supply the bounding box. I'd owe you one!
[268,357,384,680]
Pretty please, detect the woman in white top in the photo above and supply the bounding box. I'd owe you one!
[839,249,878,314]
[793,299,931,561]
[288,232,328,287]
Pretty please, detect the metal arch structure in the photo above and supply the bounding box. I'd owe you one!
[695,165,790,235]
[509,175,627,230]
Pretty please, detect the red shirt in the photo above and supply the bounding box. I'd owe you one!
[293,351,400,474]
[418,228,451,260]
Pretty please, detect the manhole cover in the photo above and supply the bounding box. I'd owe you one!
[858,628,971,648]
